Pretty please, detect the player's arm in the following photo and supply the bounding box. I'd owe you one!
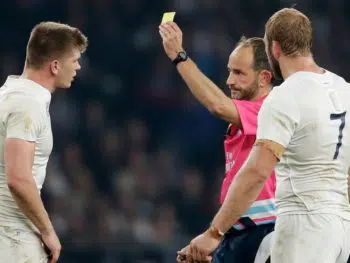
[5,107,54,235]
[159,22,241,127]
[5,139,53,235]
[188,140,283,261]
[188,87,299,261]
[209,143,279,233]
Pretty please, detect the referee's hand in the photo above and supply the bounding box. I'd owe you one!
[177,244,213,263]
[159,22,184,61]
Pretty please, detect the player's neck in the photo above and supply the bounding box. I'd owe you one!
[21,67,56,93]
[279,55,324,80]
[252,84,272,101]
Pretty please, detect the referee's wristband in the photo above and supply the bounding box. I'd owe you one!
[172,50,188,66]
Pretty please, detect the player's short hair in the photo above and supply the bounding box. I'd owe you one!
[235,36,271,72]
[26,22,88,69]
[265,8,312,56]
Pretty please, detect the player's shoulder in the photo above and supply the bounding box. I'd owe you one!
[286,70,349,89]
[266,70,345,101]
[264,81,295,105]
[259,80,300,117]
[0,94,46,121]
[2,91,44,112]
[1,76,49,110]
[18,97,45,113]
[276,72,309,93]
[330,71,350,90]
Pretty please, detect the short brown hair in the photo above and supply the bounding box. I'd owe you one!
[265,8,312,56]
[236,36,271,72]
[26,22,88,69]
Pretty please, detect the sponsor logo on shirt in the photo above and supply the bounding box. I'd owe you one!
[225,152,235,172]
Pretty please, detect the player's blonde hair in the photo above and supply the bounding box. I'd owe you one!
[265,8,312,56]
[26,22,88,69]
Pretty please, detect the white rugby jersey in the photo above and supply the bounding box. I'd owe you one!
[0,75,53,229]
[257,70,350,219]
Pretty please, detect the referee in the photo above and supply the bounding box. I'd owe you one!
[159,22,277,263]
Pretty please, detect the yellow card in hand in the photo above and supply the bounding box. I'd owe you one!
[161,12,176,24]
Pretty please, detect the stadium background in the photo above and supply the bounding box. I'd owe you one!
[0,0,349,262]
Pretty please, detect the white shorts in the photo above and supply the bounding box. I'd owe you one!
[272,214,350,263]
[0,226,48,263]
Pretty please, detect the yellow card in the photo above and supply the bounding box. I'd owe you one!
[161,12,176,24]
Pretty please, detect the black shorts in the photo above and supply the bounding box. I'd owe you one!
[212,223,274,263]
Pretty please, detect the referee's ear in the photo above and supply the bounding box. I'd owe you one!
[258,69,273,89]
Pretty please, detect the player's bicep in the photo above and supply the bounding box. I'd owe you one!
[5,138,35,185]
[256,89,300,149]
[4,107,41,185]
[6,108,43,142]
[243,144,278,181]
[255,139,285,161]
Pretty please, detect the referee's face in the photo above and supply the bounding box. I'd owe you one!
[55,48,82,89]
[226,46,259,100]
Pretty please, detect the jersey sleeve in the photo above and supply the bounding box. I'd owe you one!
[256,86,300,149]
[233,99,264,135]
[6,103,44,142]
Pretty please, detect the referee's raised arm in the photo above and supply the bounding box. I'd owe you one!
[159,21,244,127]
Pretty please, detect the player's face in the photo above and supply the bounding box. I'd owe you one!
[264,35,283,80]
[226,46,259,100]
[54,48,82,89]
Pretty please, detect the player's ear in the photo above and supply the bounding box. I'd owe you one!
[272,41,282,60]
[258,69,272,88]
[50,60,60,75]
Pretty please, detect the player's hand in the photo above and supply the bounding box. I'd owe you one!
[41,229,61,263]
[188,230,220,262]
[159,22,184,61]
[177,244,189,263]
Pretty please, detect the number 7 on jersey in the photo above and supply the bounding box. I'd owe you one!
[330,111,346,160]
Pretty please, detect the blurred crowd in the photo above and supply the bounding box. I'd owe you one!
[1,0,350,262]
